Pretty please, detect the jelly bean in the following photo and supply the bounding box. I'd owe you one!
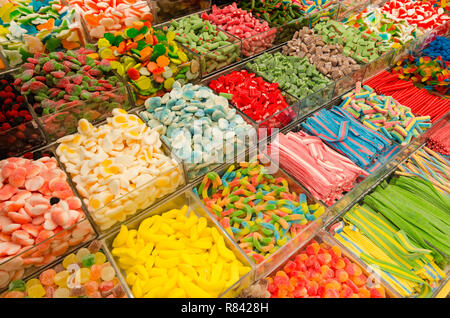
[0,0,84,68]
[97,22,200,105]
[111,206,250,298]
[196,158,325,263]
[56,108,183,231]
[202,3,277,57]
[246,51,332,100]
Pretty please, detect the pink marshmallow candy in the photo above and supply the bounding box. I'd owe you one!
[267,131,369,206]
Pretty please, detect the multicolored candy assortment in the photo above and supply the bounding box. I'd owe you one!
[196,159,326,264]
[2,240,126,298]
[0,0,85,68]
[97,21,200,105]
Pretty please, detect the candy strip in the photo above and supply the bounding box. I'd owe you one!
[266,130,369,206]
[301,107,394,169]
[426,121,450,155]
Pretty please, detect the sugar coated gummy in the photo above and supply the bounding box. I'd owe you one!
[261,240,387,298]
[196,158,326,264]
[0,154,93,289]
[2,240,126,298]
[111,205,251,298]
[0,0,85,67]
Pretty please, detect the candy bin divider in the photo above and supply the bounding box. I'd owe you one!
[66,0,154,44]
[1,239,129,298]
[151,0,212,24]
[199,61,301,141]
[244,45,337,118]
[253,229,398,297]
[25,69,136,144]
[101,189,255,298]
[0,145,97,292]
[337,0,372,21]
[190,155,329,280]
[0,69,49,159]
[0,46,12,75]
[154,10,243,77]
[51,114,186,235]
[265,90,439,224]
[323,143,450,297]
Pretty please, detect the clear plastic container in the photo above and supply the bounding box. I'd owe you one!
[156,12,243,76]
[0,3,86,70]
[152,0,211,23]
[337,0,372,21]
[325,163,449,298]
[253,230,398,297]
[29,83,134,143]
[191,156,329,272]
[0,69,47,159]
[0,147,96,291]
[71,1,155,44]
[201,63,301,141]
[101,189,255,298]
[199,4,278,58]
[246,46,336,119]
[53,114,185,233]
[0,240,128,298]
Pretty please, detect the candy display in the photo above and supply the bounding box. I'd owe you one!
[201,3,277,57]
[97,22,200,105]
[162,14,241,75]
[66,0,154,41]
[0,0,85,68]
[208,69,296,129]
[266,130,369,206]
[332,175,449,297]
[140,82,254,180]
[422,36,450,61]
[343,6,425,50]
[246,51,332,100]
[426,120,450,155]
[0,153,94,288]
[365,70,450,122]
[282,27,361,80]
[2,240,126,298]
[301,107,394,170]
[0,0,448,300]
[111,205,251,297]
[396,147,449,194]
[195,159,326,264]
[392,54,449,97]
[314,20,391,64]
[56,108,184,231]
[251,238,387,298]
[381,0,450,31]
[339,84,432,145]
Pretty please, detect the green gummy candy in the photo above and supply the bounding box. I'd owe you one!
[9,280,26,292]
[45,38,61,52]
[103,33,115,44]
[126,28,139,38]
[81,254,95,267]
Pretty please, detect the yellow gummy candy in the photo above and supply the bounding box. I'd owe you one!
[113,225,128,247]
